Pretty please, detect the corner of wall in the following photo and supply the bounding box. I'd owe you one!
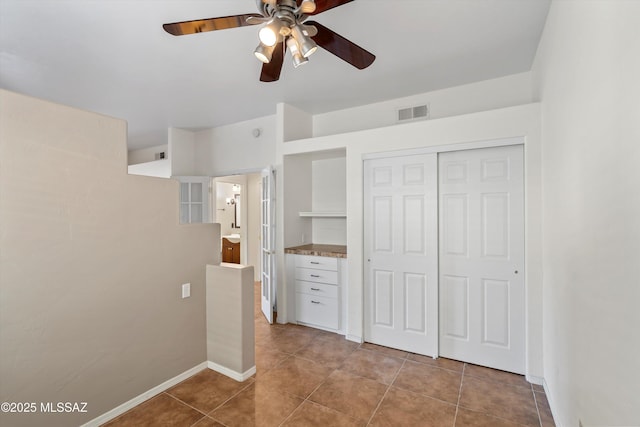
[168,127,197,176]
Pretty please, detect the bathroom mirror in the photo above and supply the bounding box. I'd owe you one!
[234,194,241,228]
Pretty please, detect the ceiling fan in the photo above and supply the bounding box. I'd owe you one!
[163,0,375,82]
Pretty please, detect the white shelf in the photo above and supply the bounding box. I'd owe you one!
[299,212,346,218]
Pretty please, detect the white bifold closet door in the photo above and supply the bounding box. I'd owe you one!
[439,145,525,374]
[364,153,439,356]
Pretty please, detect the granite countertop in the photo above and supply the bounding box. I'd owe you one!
[284,244,347,258]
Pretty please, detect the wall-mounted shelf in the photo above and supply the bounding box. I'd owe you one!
[299,212,346,218]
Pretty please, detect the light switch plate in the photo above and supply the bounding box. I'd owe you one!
[182,283,190,298]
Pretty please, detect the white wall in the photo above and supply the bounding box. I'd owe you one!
[311,156,347,245]
[276,103,543,381]
[169,127,196,176]
[215,181,239,236]
[127,159,171,178]
[532,1,640,426]
[282,153,313,248]
[194,115,276,177]
[128,143,168,165]
[313,72,533,138]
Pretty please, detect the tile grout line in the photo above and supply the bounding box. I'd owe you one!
[276,349,353,427]
[364,357,408,426]
[452,363,467,427]
[532,386,544,427]
[161,392,211,418]
[198,376,256,420]
[293,348,356,424]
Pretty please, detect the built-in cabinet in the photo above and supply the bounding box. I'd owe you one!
[286,252,347,334]
[284,148,348,334]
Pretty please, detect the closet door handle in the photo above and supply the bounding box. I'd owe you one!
[310,261,320,265]
[311,300,320,304]
[310,274,320,278]
[310,288,320,291]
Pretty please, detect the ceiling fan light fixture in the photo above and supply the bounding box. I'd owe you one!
[299,0,317,14]
[291,24,317,58]
[258,17,285,47]
[254,42,275,63]
[286,37,308,68]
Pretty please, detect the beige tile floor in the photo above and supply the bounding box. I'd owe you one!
[104,283,555,427]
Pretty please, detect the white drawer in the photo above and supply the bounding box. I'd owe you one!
[295,267,338,285]
[294,255,338,271]
[295,293,339,330]
[296,280,339,299]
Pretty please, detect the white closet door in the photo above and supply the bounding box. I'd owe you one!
[439,145,525,374]
[364,154,438,356]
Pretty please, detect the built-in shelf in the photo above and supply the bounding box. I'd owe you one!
[299,212,346,218]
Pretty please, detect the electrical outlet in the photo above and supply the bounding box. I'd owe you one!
[181,283,190,299]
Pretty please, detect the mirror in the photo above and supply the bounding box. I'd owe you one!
[234,194,241,228]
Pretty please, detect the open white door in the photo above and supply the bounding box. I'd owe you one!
[260,166,276,323]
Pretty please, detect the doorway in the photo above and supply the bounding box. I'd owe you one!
[212,173,262,274]
[363,143,525,374]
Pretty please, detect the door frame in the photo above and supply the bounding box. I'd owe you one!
[362,136,526,362]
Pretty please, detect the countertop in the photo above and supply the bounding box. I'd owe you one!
[284,244,347,258]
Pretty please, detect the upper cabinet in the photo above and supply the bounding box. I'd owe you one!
[175,176,211,224]
[284,149,346,247]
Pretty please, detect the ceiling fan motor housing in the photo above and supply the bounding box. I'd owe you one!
[257,0,309,26]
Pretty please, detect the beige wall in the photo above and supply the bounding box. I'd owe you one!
[532,1,640,425]
[0,90,219,426]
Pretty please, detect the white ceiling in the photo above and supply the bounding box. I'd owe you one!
[0,0,550,150]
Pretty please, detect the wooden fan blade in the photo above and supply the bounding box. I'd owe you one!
[298,0,354,15]
[163,14,263,36]
[307,21,375,70]
[260,41,287,82]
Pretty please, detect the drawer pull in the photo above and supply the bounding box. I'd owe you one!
[310,288,320,291]
[311,300,320,304]
[310,274,320,278]
[310,261,320,264]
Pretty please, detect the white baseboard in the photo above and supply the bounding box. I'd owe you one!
[526,374,544,385]
[543,378,565,427]
[346,334,363,344]
[80,362,208,427]
[207,361,256,382]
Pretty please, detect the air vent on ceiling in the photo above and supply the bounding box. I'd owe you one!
[397,104,430,123]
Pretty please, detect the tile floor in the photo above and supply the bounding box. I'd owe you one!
[104,283,555,427]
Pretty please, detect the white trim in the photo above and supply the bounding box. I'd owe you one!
[80,362,208,427]
[298,211,346,218]
[207,361,256,382]
[362,136,524,160]
[526,374,544,385]
[543,379,564,427]
[346,334,363,344]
